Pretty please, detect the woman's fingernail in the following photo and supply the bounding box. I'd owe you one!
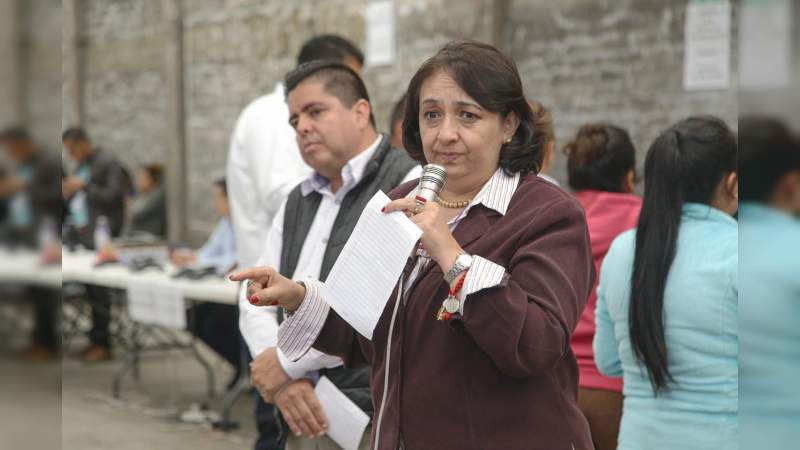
[267,300,278,306]
[381,207,385,212]
[249,296,258,304]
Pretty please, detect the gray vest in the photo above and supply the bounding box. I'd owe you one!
[280,135,418,416]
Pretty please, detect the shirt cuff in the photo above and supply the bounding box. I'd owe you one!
[458,256,506,315]
[278,279,330,362]
[277,348,311,379]
[276,347,344,379]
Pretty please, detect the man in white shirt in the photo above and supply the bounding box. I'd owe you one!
[240,61,420,450]
[226,35,366,450]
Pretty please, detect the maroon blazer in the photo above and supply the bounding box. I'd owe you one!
[314,173,595,450]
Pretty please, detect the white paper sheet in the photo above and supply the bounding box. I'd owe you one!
[315,376,370,450]
[127,280,187,329]
[683,0,732,91]
[365,0,395,66]
[323,190,421,339]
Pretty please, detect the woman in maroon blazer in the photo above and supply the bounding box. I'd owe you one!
[233,41,595,450]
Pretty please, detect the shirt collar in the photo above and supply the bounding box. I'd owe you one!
[273,82,285,98]
[739,201,799,225]
[462,168,520,217]
[682,202,737,226]
[300,134,384,197]
[404,167,520,219]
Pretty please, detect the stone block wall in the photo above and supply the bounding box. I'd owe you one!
[57,0,739,243]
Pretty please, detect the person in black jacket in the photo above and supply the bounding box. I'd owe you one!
[63,127,129,362]
[0,126,63,359]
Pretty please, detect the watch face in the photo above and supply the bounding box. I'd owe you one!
[456,254,473,268]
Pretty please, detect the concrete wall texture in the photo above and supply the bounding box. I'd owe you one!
[56,0,740,243]
[0,0,61,148]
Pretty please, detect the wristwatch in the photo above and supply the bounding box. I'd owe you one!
[444,252,473,284]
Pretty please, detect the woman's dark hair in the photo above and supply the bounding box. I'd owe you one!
[563,123,636,192]
[215,177,227,197]
[528,100,554,146]
[141,163,164,186]
[630,116,737,394]
[402,40,543,174]
[739,116,800,203]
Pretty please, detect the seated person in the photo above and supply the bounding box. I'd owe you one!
[171,178,235,275]
[126,163,167,238]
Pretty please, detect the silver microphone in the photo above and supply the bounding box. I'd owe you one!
[414,164,447,208]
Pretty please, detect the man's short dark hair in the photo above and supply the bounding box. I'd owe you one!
[739,116,800,203]
[297,35,363,67]
[285,60,376,128]
[0,126,30,143]
[62,127,90,142]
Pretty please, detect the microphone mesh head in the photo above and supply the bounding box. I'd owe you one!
[421,164,447,188]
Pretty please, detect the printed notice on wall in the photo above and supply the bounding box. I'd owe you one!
[739,0,792,89]
[683,0,732,90]
[365,0,395,66]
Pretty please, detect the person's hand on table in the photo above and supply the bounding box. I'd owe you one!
[170,249,197,266]
[274,378,328,438]
[382,198,464,272]
[229,266,306,312]
[250,347,290,403]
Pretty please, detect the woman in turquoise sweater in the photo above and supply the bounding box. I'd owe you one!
[593,116,738,449]
[738,117,800,449]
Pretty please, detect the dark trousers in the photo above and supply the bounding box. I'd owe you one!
[189,303,241,368]
[31,286,59,350]
[86,284,112,349]
[255,398,283,450]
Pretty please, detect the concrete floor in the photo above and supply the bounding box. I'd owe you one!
[60,345,259,450]
[0,344,259,450]
[0,296,261,450]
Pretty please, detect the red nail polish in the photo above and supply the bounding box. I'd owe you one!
[249,296,258,305]
[268,300,278,306]
[381,207,385,212]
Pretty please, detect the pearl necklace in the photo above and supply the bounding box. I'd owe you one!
[436,196,471,209]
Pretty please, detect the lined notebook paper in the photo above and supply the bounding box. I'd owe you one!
[323,190,421,339]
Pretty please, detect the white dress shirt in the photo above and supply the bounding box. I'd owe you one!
[239,134,422,378]
[226,82,313,271]
[279,168,519,362]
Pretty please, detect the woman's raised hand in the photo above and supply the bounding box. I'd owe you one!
[382,198,463,273]
[229,266,306,312]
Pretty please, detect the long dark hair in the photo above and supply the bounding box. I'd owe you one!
[630,116,736,394]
